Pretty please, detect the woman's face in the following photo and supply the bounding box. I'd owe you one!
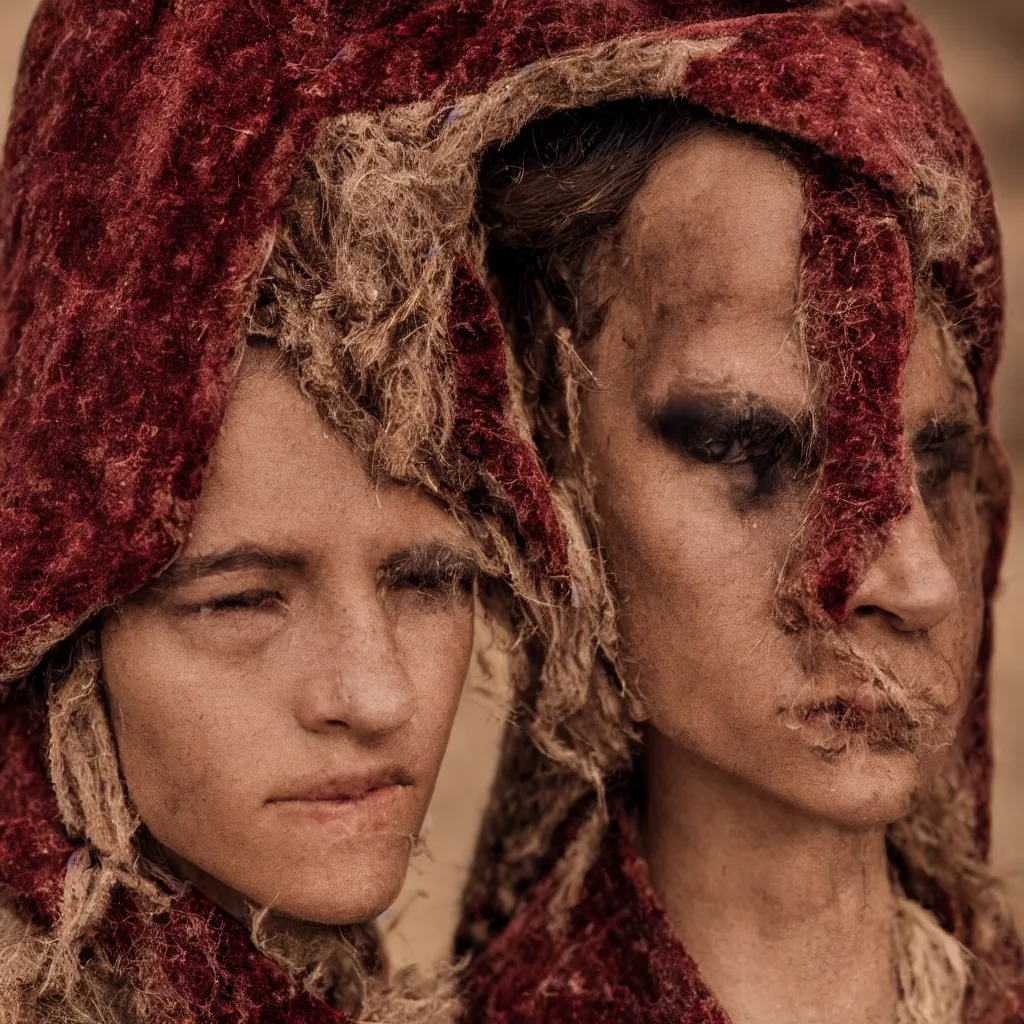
[580,129,986,826]
[100,354,476,925]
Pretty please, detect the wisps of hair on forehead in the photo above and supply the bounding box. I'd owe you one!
[478,98,708,344]
[477,97,793,346]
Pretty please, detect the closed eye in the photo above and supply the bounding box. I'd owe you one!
[198,589,283,613]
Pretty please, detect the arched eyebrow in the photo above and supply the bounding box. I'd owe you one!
[155,547,306,590]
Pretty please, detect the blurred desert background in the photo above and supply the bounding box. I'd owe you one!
[1,0,1021,969]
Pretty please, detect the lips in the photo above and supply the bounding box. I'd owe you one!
[788,687,926,756]
[269,768,413,805]
[266,769,416,833]
[796,681,881,729]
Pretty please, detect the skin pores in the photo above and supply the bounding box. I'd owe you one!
[579,127,986,830]
[99,354,476,926]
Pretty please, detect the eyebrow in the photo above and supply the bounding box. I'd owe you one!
[155,540,480,592]
[376,540,480,585]
[156,546,306,589]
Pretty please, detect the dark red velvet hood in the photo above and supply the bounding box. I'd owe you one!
[0,0,1012,1021]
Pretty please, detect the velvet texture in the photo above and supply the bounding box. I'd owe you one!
[463,811,1024,1024]
[1,0,842,684]
[0,0,1010,1020]
[462,813,734,1024]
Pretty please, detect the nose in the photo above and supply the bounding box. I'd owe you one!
[845,488,958,632]
[294,602,417,739]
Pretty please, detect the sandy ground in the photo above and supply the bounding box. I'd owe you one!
[0,0,1021,970]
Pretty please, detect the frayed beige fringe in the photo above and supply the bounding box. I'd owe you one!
[0,27,1011,1024]
[0,638,460,1023]
[895,894,970,1024]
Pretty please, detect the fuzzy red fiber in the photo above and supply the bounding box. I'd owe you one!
[463,812,1024,1024]
[0,0,836,685]
[462,813,733,1024]
[795,165,917,620]
[449,264,571,586]
[0,684,353,1023]
[0,0,1011,1018]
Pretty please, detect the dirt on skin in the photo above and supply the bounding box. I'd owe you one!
[0,0,1020,971]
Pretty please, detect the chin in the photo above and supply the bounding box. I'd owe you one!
[784,741,929,827]
[251,832,412,926]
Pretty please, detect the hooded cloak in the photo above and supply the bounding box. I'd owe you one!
[0,0,1017,1021]
[0,0,581,1019]
[443,3,1017,1023]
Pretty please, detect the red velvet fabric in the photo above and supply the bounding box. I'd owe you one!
[449,264,571,591]
[794,164,917,619]
[463,811,1024,1024]
[1,0,840,684]
[0,0,1009,1019]
[461,812,734,1024]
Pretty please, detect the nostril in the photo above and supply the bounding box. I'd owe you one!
[851,603,913,632]
[854,604,882,618]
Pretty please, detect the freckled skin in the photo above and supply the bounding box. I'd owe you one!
[576,129,986,1024]
[100,355,475,926]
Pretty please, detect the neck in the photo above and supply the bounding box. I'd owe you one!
[640,731,899,1024]
[157,842,257,925]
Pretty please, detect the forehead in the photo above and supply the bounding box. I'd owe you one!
[622,126,804,316]
[606,128,976,425]
[191,360,460,549]
[607,127,807,411]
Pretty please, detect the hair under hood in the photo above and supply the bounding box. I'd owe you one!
[0,0,1018,1021]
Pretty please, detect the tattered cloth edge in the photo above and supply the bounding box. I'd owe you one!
[0,17,1017,1021]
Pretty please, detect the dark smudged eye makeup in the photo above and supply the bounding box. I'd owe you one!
[914,420,979,496]
[647,395,815,500]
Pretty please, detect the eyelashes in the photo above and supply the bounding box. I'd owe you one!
[914,421,979,494]
[201,589,282,614]
[648,396,980,507]
[383,563,476,601]
[649,398,815,499]
[377,544,478,604]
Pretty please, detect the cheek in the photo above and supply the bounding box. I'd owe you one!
[932,489,987,680]
[583,408,801,727]
[392,603,474,768]
[99,613,263,842]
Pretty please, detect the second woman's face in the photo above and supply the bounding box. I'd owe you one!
[100,354,476,925]
[580,129,986,827]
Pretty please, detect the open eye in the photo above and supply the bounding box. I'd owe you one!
[650,398,813,499]
[687,427,752,466]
